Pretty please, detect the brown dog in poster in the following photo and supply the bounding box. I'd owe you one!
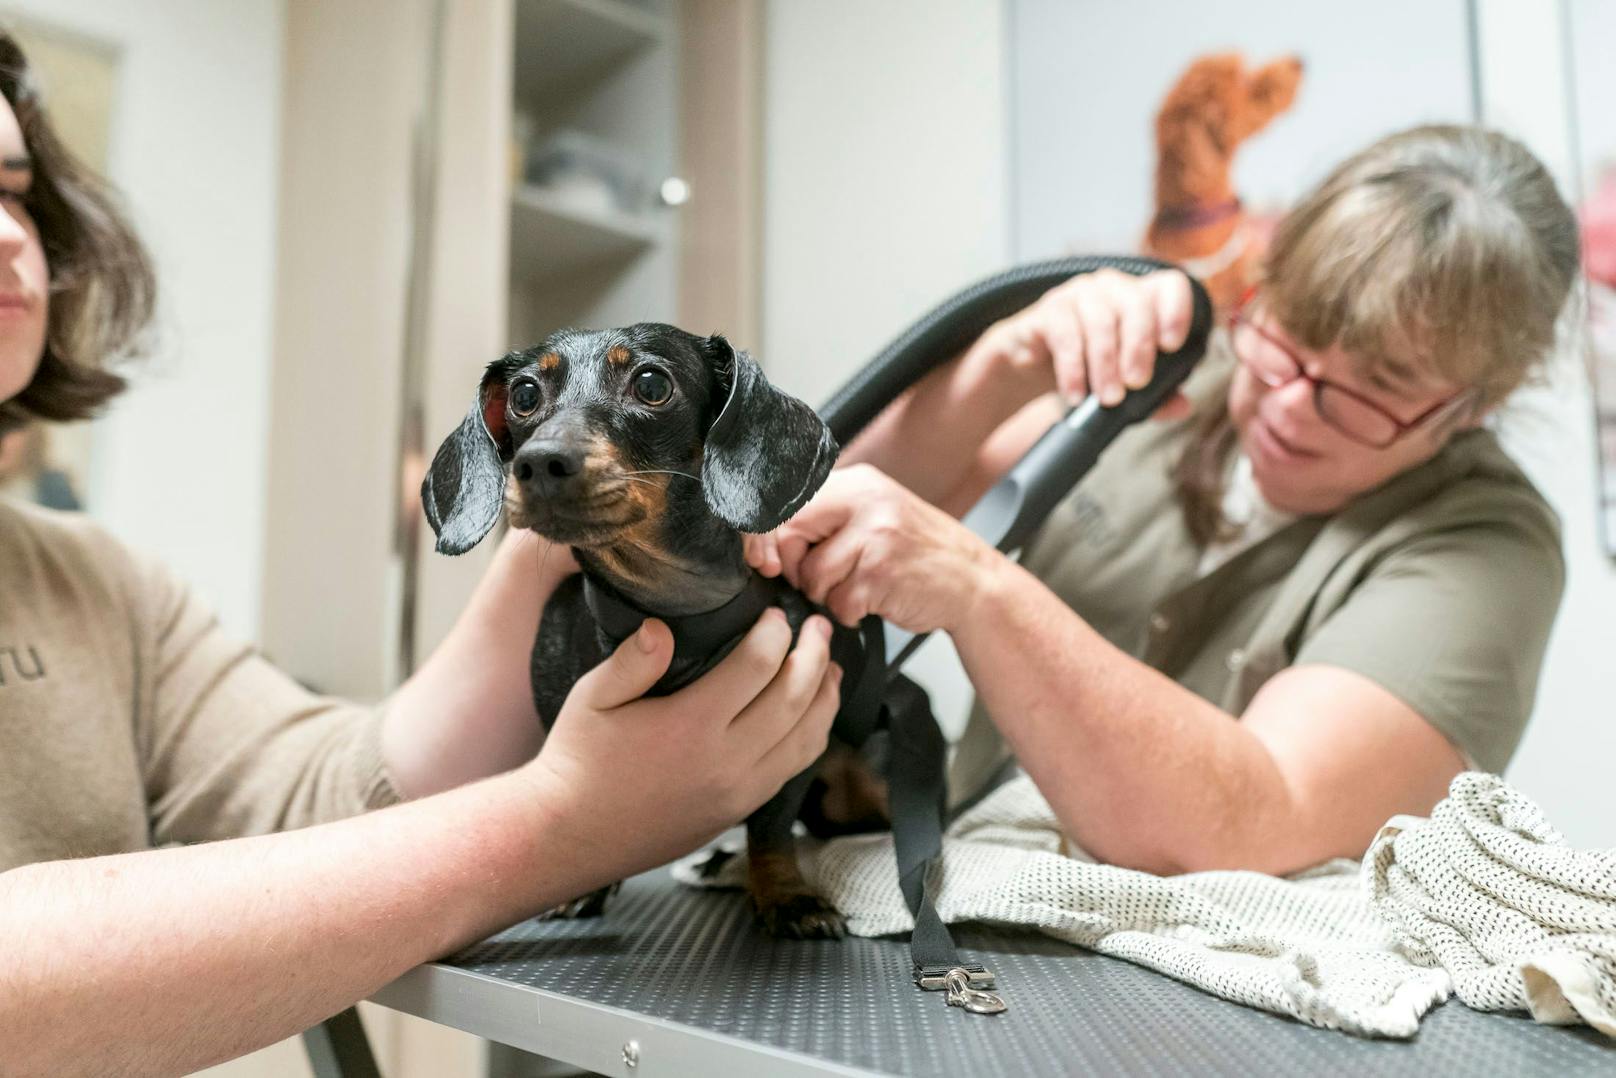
[1143,52,1304,311]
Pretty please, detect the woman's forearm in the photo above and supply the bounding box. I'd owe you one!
[0,769,597,1077]
[382,531,577,797]
[952,558,1303,875]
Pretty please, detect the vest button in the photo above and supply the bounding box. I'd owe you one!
[1226,648,1247,672]
[1149,613,1170,634]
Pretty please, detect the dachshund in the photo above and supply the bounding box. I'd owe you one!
[421,323,912,939]
[1143,52,1303,311]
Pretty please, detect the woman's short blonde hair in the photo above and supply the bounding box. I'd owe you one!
[1263,124,1579,407]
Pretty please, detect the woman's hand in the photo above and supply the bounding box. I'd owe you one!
[523,609,842,874]
[981,266,1195,415]
[748,464,1002,635]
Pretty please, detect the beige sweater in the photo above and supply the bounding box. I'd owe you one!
[0,497,401,873]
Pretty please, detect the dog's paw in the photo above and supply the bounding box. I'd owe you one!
[537,881,620,921]
[753,891,847,940]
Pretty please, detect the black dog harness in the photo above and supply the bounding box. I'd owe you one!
[582,572,786,668]
[581,573,1008,1015]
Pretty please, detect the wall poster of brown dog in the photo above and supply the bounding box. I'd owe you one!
[1143,52,1304,311]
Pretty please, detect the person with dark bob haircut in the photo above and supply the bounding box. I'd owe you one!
[0,31,840,1075]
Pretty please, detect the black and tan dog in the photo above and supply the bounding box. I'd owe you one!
[422,323,911,938]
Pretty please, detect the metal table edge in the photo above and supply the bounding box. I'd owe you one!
[370,959,885,1078]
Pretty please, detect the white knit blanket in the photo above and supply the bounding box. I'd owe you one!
[674,772,1615,1039]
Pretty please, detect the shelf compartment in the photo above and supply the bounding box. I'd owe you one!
[509,183,663,285]
[513,0,670,105]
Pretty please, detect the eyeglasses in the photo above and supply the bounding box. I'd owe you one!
[1226,292,1476,450]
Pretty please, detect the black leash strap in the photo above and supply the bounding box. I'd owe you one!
[865,621,1007,1016]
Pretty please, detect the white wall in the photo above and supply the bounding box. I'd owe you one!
[761,0,1009,733]
[3,0,284,641]
[761,0,1010,407]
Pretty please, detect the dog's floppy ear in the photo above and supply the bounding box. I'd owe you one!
[700,334,838,532]
[422,360,518,555]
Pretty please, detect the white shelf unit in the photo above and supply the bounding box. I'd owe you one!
[507,0,680,345]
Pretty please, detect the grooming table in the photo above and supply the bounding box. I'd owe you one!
[311,867,1616,1077]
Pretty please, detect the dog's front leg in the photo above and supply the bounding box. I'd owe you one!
[535,880,621,921]
[745,768,846,939]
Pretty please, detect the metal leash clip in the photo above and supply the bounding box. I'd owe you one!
[914,965,1008,1015]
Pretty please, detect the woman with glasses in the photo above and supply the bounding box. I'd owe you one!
[751,125,1580,875]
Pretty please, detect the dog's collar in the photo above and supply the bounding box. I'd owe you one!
[1152,197,1242,231]
[1176,220,1252,280]
[582,571,781,657]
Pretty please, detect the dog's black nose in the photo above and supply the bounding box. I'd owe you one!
[515,440,587,499]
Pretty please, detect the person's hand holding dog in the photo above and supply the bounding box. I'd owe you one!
[747,464,1001,636]
[519,607,843,881]
[986,266,1195,416]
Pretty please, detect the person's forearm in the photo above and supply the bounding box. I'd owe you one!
[952,559,1306,875]
[841,336,1047,503]
[383,531,577,797]
[0,769,604,1077]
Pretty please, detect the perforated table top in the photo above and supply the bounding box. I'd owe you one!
[369,868,1616,1076]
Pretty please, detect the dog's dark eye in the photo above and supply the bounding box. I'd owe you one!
[510,379,542,417]
[632,368,673,406]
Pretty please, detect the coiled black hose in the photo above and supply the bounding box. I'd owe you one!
[819,254,1212,445]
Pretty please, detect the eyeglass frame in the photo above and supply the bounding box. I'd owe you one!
[1226,289,1477,450]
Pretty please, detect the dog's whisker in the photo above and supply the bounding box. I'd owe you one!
[622,469,702,484]
[536,534,556,583]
